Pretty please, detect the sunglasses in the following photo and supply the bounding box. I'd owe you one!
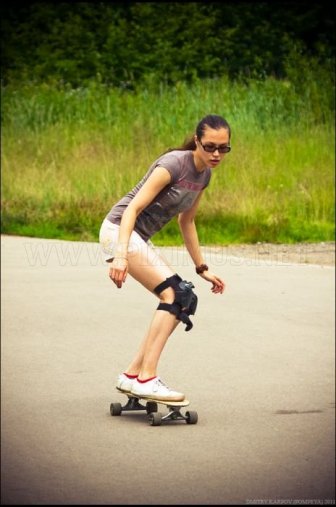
[199,141,231,154]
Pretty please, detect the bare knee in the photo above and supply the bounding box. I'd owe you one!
[158,287,175,305]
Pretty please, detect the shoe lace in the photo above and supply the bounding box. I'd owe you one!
[154,377,170,391]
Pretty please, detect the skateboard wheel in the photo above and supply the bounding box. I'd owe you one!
[148,412,162,426]
[146,401,158,414]
[186,410,198,424]
[110,402,122,416]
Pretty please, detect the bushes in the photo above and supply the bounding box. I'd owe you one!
[1,2,334,87]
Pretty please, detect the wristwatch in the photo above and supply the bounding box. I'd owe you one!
[195,263,209,274]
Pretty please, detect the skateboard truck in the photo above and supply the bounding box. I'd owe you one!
[119,397,147,412]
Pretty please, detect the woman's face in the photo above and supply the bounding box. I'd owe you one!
[194,126,231,170]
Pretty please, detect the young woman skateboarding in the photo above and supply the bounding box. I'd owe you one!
[99,114,230,402]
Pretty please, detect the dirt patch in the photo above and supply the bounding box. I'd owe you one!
[206,242,335,266]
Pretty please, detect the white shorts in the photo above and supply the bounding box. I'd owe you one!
[99,218,168,268]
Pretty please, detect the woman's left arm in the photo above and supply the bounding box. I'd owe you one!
[178,192,225,294]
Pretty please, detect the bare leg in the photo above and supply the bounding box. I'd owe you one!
[123,247,181,379]
[125,311,180,379]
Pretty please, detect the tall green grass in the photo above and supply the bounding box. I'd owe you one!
[1,63,335,244]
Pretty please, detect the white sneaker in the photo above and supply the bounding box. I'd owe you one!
[116,373,137,393]
[131,376,185,402]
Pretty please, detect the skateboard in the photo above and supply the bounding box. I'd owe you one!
[110,390,198,426]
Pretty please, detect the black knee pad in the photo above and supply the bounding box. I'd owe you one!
[154,274,198,331]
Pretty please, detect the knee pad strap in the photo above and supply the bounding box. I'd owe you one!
[154,274,198,332]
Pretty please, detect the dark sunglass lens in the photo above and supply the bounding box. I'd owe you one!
[203,144,216,152]
[219,146,231,153]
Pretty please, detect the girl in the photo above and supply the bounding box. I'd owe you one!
[99,114,230,401]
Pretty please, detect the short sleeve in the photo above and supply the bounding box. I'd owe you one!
[155,153,181,184]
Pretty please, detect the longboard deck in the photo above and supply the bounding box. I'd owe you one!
[130,396,190,408]
[117,389,190,407]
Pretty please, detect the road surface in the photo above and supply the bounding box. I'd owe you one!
[1,235,335,505]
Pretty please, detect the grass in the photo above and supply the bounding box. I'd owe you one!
[1,66,335,245]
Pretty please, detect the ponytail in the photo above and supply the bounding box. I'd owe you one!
[174,135,197,151]
[160,135,195,155]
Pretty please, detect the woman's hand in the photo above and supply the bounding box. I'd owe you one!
[199,270,225,294]
[109,257,128,288]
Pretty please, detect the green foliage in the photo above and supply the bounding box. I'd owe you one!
[1,57,334,244]
[1,2,334,87]
[1,2,334,245]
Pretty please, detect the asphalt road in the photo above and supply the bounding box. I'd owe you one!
[1,235,335,505]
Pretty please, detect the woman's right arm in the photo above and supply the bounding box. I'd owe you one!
[109,166,171,288]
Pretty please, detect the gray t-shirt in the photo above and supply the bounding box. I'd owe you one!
[106,150,212,242]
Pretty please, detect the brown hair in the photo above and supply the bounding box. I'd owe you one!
[166,114,231,153]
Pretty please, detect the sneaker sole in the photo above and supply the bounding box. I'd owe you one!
[130,392,185,402]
